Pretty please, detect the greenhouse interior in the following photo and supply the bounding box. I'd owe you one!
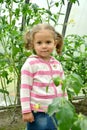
[0,0,87,130]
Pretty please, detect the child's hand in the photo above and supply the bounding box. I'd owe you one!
[22,112,34,123]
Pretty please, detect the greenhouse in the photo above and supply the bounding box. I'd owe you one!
[0,0,87,130]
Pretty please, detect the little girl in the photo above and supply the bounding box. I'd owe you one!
[20,23,67,130]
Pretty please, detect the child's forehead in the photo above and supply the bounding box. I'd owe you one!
[34,29,54,37]
[36,29,55,35]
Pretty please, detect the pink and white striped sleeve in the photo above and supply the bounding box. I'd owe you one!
[20,60,33,114]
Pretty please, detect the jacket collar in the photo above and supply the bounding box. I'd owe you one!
[29,54,55,63]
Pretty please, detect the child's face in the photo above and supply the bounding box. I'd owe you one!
[33,29,56,61]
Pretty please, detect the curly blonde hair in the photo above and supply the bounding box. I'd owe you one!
[24,23,63,54]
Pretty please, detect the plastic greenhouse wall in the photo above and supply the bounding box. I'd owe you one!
[30,0,87,36]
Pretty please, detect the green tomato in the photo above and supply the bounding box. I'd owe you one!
[53,76,61,86]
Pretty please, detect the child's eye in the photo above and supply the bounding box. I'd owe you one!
[37,41,42,44]
[46,41,51,44]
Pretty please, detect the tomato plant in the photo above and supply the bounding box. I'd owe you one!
[48,73,87,130]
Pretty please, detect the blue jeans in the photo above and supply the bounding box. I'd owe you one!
[27,112,58,130]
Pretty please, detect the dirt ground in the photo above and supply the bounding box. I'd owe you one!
[0,98,87,130]
[72,98,87,116]
[0,107,26,130]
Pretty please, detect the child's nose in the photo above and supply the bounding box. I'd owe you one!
[42,43,46,48]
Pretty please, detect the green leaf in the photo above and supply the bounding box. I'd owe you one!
[69,0,79,4]
[70,73,83,95]
[0,89,9,95]
[48,97,61,115]
[1,71,8,78]
[0,0,4,3]
[48,97,75,130]
[56,101,75,130]
[46,9,52,15]
[64,73,84,95]
[55,2,59,7]
[72,114,87,130]
[48,97,75,115]
[71,73,83,86]
[12,45,19,57]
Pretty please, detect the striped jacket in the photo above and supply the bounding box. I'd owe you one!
[20,55,67,114]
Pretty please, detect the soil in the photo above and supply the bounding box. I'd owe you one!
[0,98,87,130]
[72,98,87,116]
[0,107,26,130]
